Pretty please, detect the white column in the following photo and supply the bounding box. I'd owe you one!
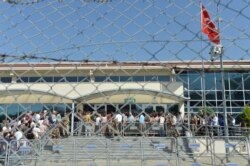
[179,101,185,119]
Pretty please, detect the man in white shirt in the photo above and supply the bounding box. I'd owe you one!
[114,113,122,123]
[114,112,122,134]
[212,115,218,126]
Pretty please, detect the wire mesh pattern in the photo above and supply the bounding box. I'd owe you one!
[0,0,250,165]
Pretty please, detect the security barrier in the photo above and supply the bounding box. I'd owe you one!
[0,0,250,165]
[1,136,249,166]
[177,136,214,166]
[212,136,250,166]
[0,139,8,166]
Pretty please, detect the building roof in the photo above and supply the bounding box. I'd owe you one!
[0,60,250,71]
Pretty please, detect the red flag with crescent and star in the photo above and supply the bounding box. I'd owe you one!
[201,4,220,44]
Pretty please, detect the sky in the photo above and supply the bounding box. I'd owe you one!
[0,0,249,63]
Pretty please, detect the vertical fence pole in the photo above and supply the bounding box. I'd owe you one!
[71,102,75,136]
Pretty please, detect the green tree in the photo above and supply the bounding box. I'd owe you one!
[198,107,215,117]
[240,106,250,127]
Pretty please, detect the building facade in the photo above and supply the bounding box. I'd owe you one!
[0,61,249,119]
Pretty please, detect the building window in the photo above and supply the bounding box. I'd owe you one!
[78,76,89,82]
[110,76,119,82]
[43,77,53,82]
[145,76,157,82]
[95,76,107,82]
[17,77,29,83]
[133,76,144,82]
[120,76,132,82]
[66,76,78,82]
[29,77,42,83]
[0,77,11,83]
[158,76,170,81]
[54,77,65,82]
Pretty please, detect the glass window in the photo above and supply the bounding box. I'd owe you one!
[176,74,188,88]
[110,76,119,82]
[95,76,106,82]
[205,73,215,90]
[231,101,244,107]
[66,76,77,82]
[158,76,170,82]
[120,76,132,82]
[133,76,144,82]
[224,73,230,90]
[167,104,179,114]
[216,101,222,106]
[189,73,202,90]
[231,108,242,113]
[31,104,43,112]
[231,91,243,100]
[54,77,64,82]
[57,104,68,113]
[107,104,116,112]
[1,77,11,83]
[189,91,202,100]
[243,73,250,90]
[119,104,129,113]
[78,76,89,82]
[105,76,113,82]
[206,101,216,107]
[205,91,216,100]
[144,105,154,114]
[6,104,19,116]
[29,77,42,82]
[145,76,157,82]
[229,73,243,90]
[133,104,143,116]
[244,91,250,100]
[190,101,202,107]
[216,91,222,100]
[156,105,165,113]
[43,77,53,82]
[84,104,95,112]
[17,77,29,83]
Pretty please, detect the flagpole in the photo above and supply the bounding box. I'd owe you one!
[215,0,229,146]
[200,1,210,153]
[213,0,228,139]
[200,2,206,116]
[215,1,230,162]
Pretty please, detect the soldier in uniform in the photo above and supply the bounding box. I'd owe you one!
[51,126,60,146]
[61,113,70,137]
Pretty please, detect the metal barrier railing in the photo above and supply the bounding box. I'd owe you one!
[0,139,8,166]
[212,136,250,166]
[1,135,249,166]
[73,121,250,138]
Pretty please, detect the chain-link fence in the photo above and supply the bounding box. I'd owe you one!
[1,136,249,166]
[0,0,250,165]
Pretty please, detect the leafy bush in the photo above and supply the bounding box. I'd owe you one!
[240,106,250,127]
[198,107,215,117]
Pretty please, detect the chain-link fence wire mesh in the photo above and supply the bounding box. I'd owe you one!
[0,0,249,62]
[0,1,250,165]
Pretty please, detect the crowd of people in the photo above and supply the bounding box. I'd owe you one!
[0,110,70,144]
[0,109,248,144]
[74,110,184,138]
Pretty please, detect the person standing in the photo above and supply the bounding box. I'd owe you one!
[139,113,145,136]
[114,112,122,135]
[95,114,101,135]
[159,112,165,137]
[83,111,92,137]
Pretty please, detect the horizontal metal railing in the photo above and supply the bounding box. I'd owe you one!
[73,121,250,138]
[0,135,249,166]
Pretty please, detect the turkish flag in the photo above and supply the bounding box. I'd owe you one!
[201,4,220,44]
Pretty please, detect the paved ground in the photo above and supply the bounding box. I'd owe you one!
[4,136,250,166]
